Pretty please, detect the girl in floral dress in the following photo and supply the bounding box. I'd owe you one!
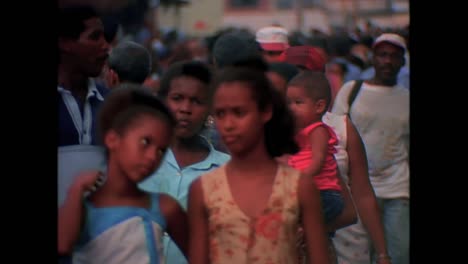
[187,64,331,264]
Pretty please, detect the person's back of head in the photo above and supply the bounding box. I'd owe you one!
[327,35,354,58]
[212,32,261,69]
[108,41,152,84]
[288,71,332,115]
[285,46,326,72]
[308,36,328,52]
[166,42,194,66]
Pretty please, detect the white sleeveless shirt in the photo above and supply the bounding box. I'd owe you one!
[323,112,350,184]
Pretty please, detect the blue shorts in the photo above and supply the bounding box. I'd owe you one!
[58,255,72,264]
[320,190,344,236]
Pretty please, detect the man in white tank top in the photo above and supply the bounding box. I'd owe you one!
[332,33,409,264]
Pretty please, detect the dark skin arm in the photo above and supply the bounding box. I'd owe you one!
[326,167,357,232]
[159,193,189,258]
[58,171,102,254]
[298,174,331,264]
[187,178,209,264]
[345,116,390,263]
[305,126,357,232]
[302,126,329,178]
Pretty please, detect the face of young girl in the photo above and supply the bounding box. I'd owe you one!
[286,85,321,131]
[213,81,269,156]
[166,76,210,139]
[110,114,173,183]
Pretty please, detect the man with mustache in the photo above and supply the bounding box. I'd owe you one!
[331,33,409,264]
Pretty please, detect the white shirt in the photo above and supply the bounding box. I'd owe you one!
[323,112,349,183]
[332,81,409,199]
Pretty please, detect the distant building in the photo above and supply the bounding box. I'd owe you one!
[157,0,409,36]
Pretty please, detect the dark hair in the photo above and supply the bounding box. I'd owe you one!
[327,58,348,75]
[58,5,99,40]
[308,37,329,51]
[288,71,332,113]
[102,15,119,44]
[108,41,152,84]
[327,35,354,57]
[211,67,299,157]
[166,42,194,66]
[158,61,213,99]
[212,32,261,69]
[268,62,299,82]
[98,84,176,144]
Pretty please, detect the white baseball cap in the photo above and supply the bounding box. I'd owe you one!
[255,26,289,51]
[372,33,407,53]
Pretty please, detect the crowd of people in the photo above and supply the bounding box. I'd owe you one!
[58,3,409,264]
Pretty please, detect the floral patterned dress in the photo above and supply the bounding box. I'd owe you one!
[200,163,301,264]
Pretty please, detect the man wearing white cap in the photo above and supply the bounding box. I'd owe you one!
[255,26,289,63]
[360,34,410,90]
[331,33,409,264]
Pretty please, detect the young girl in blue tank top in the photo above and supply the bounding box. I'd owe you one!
[58,85,188,264]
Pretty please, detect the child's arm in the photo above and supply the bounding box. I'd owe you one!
[303,126,329,178]
[306,125,357,232]
[187,178,209,264]
[346,117,390,262]
[298,174,331,264]
[159,194,188,258]
[58,171,103,255]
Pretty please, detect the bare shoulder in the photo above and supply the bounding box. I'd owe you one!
[309,124,329,136]
[307,125,330,143]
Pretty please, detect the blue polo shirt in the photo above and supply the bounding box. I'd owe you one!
[138,137,230,264]
[58,79,110,146]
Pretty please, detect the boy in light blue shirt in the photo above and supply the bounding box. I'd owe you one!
[139,137,229,211]
[138,61,230,264]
